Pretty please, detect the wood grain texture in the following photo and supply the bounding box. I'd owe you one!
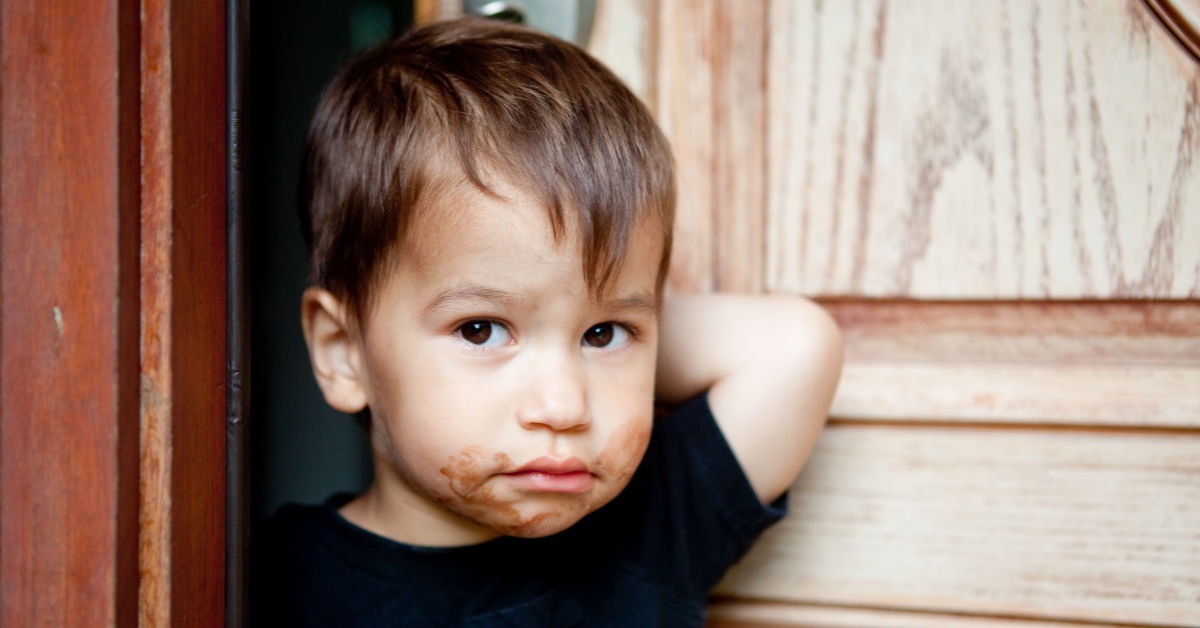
[587,0,654,106]
[0,1,141,626]
[762,0,1200,299]
[138,0,227,625]
[715,425,1200,626]
[707,601,1130,628]
[600,0,1200,298]
[658,0,718,292]
[825,301,1200,426]
[713,1,767,292]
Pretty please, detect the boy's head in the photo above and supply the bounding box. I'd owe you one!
[300,18,676,545]
[301,17,675,325]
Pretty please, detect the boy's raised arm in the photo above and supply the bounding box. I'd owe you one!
[655,294,843,503]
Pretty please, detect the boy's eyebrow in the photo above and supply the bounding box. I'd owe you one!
[425,284,658,314]
[597,292,658,313]
[426,284,518,313]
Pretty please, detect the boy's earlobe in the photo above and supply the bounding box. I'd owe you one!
[301,287,369,414]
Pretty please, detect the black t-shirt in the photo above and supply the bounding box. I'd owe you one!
[252,394,786,627]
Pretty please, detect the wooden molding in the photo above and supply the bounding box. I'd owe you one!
[822,301,1200,427]
[1145,0,1200,61]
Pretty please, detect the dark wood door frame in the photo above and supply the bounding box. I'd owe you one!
[1,1,227,625]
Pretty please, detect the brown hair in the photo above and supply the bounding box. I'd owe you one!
[301,17,675,324]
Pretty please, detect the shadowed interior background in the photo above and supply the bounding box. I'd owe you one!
[250,0,413,521]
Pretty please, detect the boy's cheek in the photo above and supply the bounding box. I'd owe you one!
[594,413,653,487]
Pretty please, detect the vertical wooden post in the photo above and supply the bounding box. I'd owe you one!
[1,0,227,625]
[0,1,142,625]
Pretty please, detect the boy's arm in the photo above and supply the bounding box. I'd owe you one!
[655,294,843,503]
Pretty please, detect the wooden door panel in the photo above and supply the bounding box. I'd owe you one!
[580,1,1200,626]
[761,0,1199,299]
[716,426,1200,626]
[591,0,1200,298]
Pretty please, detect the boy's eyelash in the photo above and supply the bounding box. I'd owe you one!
[610,321,639,339]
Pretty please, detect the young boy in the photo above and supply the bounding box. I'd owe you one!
[255,17,842,626]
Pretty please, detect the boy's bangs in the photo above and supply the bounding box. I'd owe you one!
[451,136,673,301]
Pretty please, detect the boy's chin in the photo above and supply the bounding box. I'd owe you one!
[478,502,594,539]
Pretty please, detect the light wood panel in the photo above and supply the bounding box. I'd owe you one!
[763,0,1200,299]
[715,425,1200,627]
[588,0,654,106]
[658,0,718,292]
[708,601,1127,628]
[606,0,1200,297]
[825,301,1200,426]
[713,1,768,293]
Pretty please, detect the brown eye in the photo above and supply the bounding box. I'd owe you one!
[584,322,635,349]
[583,324,613,347]
[459,320,493,345]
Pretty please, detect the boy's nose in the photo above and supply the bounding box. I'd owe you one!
[516,351,590,432]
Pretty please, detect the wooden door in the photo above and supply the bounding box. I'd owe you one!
[0,1,227,625]
[584,1,1200,626]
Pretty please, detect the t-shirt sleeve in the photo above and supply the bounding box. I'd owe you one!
[614,392,787,600]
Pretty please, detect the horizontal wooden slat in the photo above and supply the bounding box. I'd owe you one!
[707,601,1131,628]
[835,361,1200,426]
[715,425,1200,627]
[827,302,1200,364]
[822,301,1200,427]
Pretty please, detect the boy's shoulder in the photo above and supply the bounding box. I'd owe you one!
[252,395,783,626]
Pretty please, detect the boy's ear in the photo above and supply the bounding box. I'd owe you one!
[301,287,369,414]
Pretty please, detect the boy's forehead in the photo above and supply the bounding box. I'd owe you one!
[402,175,665,274]
[404,177,561,254]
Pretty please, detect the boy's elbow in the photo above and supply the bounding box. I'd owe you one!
[723,296,844,502]
[767,296,845,392]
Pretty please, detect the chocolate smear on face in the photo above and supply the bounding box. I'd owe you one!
[594,414,652,488]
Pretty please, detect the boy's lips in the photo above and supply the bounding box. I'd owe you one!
[503,456,594,493]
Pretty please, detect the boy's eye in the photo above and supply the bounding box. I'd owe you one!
[457,320,512,348]
[582,323,631,349]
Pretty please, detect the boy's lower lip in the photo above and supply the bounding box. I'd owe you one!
[502,471,594,493]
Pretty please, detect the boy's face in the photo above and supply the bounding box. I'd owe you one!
[353,181,662,545]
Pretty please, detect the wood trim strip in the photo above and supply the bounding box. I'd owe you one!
[139,0,227,624]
